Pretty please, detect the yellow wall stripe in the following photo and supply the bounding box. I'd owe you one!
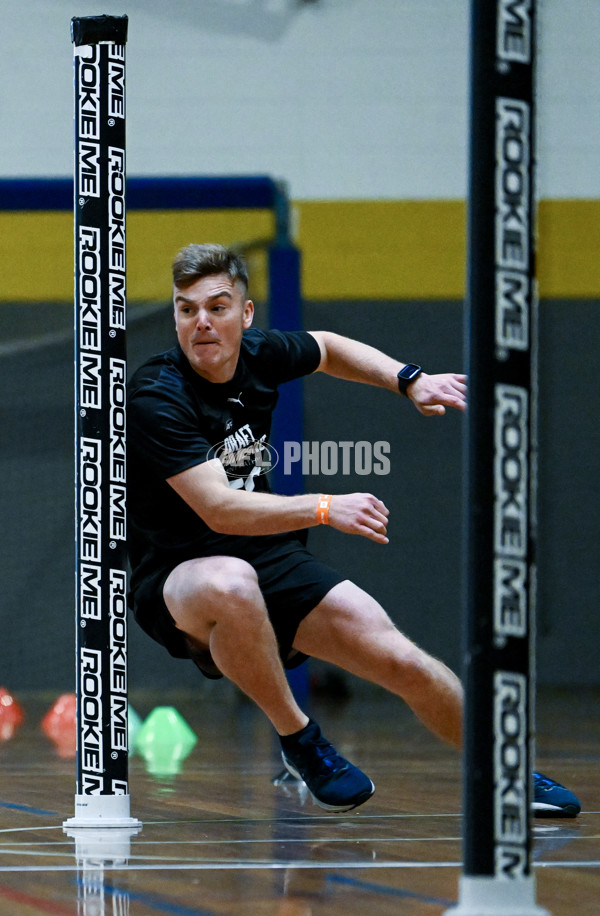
[0,200,597,301]
[297,200,466,300]
[537,200,600,299]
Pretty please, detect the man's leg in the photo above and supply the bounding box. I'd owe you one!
[163,555,308,736]
[293,580,463,749]
[163,555,375,811]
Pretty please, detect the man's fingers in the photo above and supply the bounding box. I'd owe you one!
[359,524,389,545]
[361,500,389,541]
[328,493,390,543]
[411,372,468,416]
[369,497,389,517]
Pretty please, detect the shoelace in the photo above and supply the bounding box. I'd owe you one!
[302,736,348,776]
[534,773,563,791]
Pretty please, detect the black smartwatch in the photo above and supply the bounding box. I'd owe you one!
[397,363,423,396]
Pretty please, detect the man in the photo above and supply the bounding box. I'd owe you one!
[127,243,579,817]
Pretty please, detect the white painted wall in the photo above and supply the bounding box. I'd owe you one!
[1,0,598,198]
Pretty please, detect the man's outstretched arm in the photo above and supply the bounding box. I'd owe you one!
[167,458,390,543]
[308,330,467,417]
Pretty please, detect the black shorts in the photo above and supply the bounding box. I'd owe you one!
[130,536,345,679]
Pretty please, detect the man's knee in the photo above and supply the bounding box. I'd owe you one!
[164,555,268,644]
[389,644,440,694]
[166,555,261,610]
[203,557,261,608]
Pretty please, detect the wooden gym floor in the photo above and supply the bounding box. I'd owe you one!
[0,684,598,915]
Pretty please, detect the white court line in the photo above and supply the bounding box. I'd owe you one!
[0,861,462,872]
[0,813,593,837]
[0,850,73,861]
[0,836,460,857]
[135,811,600,823]
[0,814,463,836]
[0,834,592,866]
[0,835,594,856]
[127,814,464,825]
[132,836,461,847]
[0,860,598,873]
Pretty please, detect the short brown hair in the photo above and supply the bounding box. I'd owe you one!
[172,243,249,293]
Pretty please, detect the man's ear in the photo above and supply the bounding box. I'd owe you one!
[172,286,178,325]
[243,299,255,329]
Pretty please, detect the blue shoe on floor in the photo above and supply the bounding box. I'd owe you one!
[281,720,375,812]
[533,772,581,818]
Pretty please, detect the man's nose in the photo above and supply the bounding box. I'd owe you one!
[196,309,212,328]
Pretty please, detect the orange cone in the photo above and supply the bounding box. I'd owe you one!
[41,693,77,758]
[0,687,24,741]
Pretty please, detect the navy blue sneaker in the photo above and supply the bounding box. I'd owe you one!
[533,772,581,818]
[280,720,375,812]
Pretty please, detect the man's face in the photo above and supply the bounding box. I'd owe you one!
[173,273,254,383]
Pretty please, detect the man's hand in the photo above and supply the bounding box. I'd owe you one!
[407,372,467,417]
[327,493,390,544]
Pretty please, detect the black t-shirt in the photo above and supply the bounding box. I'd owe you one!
[127,328,321,599]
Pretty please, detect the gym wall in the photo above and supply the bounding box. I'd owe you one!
[1,1,598,689]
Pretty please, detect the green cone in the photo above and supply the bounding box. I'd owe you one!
[134,706,197,777]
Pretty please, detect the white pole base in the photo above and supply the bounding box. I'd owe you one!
[64,825,142,863]
[444,875,550,916]
[63,793,142,830]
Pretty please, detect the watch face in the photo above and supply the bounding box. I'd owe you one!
[399,364,421,380]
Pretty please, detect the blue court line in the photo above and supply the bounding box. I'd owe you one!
[101,883,220,916]
[326,873,456,907]
[97,875,455,914]
[0,800,58,818]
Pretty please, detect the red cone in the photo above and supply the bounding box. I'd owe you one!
[41,693,77,758]
[0,687,24,741]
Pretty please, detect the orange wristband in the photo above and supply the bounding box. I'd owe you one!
[317,494,332,525]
